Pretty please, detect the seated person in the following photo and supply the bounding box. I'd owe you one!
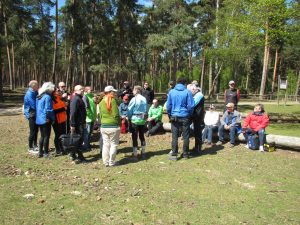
[242,104,269,152]
[217,103,241,147]
[202,104,220,145]
[146,99,163,136]
[119,94,130,132]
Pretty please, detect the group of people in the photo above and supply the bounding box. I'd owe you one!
[23,78,269,166]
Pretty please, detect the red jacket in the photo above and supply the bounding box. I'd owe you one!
[242,112,269,132]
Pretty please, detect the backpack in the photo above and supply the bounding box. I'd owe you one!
[248,133,259,150]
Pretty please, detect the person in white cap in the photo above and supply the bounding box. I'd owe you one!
[224,80,240,110]
[99,86,120,166]
[217,102,242,148]
[202,104,220,146]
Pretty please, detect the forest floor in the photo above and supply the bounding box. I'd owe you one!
[0,114,299,224]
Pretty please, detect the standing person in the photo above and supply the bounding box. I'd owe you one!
[69,85,87,162]
[36,82,55,158]
[217,103,242,148]
[242,104,269,152]
[189,84,205,154]
[202,104,220,146]
[167,77,195,160]
[52,89,67,155]
[167,80,175,94]
[127,86,148,159]
[99,86,121,166]
[82,86,97,151]
[118,81,133,100]
[24,80,39,154]
[141,81,154,111]
[119,94,130,133]
[58,81,71,133]
[224,80,240,110]
[146,99,163,137]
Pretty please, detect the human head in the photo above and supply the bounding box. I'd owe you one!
[85,86,92,94]
[58,82,66,91]
[104,85,118,95]
[228,80,235,89]
[254,104,264,113]
[177,77,186,85]
[123,81,130,88]
[188,84,198,95]
[191,80,199,87]
[74,85,84,96]
[152,99,158,107]
[39,82,55,95]
[226,102,235,112]
[209,104,216,111]
[29,80,39,91]
[123,94,129,103]
[133,85,142,96]
[169,81,175,89]
[143,81,149,89]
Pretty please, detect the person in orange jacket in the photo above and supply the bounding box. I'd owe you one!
[52,88,68,155]
[242,104,269,152]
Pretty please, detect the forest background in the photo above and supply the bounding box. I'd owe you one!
[0,0,299,101]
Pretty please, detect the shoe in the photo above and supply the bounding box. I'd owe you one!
[55,151,62,156]
[203,139,208,144]
[109,162,120,167]
[259,146,264,152]
[33,145,39,151]
[229,143,235,148]
[38,154,43,158]
[182,153,189,159]
[245,144,249,149]
[28,148,34,153]
[69,154,77,161]
[145,131,150,137]
[28,148,39,154]
[216,141,224,145]
[169,154,177,161]
[43,153,50,158]
[140,153,146,160]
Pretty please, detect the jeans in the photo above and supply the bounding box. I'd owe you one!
[202,125,218,144]
[171,117,190,156]
[52,122,66,153]
[28,117,38,148]
[130,123,146,147]
[100,127,120,166]
[218,124,239,144]
[83,122,94,150]
[147,120,162,135]
[243,128,265,146]
[39,122,51,155]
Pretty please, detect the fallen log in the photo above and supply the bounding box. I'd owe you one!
[162,123,300,150]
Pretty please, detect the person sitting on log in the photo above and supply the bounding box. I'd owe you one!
[146,99,163,137]
[242,104,269,152]
[202,104,220,146]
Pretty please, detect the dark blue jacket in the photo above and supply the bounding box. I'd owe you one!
[119,102,128,117]
[24,88,38,119]
[167,84,195,118]
[36,93,55,125]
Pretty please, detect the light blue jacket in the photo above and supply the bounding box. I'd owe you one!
[24,88,38,119]
[167,84,194,118]
[127,94,147,125]
[36,93,55,125]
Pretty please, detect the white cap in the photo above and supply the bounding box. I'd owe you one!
[104,85,117,92]
[229,80,235,85]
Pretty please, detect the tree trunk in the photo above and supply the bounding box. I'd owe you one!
[3,9,12,90]
[295,69,300,102]
[259,22,270,99]
[52,0,58,83]
[245,57,251,90]
[208,60,213,97]
[172,49,177,81]
[200,46,206,92]
[11,42,15,89]
[272,48,279,93]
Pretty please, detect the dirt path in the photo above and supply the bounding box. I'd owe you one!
[0,107,23,116]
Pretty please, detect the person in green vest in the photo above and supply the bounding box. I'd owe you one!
[99,86,121,166]
[83,86,97,151]
[146,99,163,137]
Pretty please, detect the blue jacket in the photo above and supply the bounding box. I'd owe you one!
[167,84,195,118]
[119,102,129,117]
[127,94,147,125]
[36,93,55,125]
[24,88,38,119]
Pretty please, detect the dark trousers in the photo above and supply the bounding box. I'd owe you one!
[71,124,85,159]
[243,128,266,146]
[131,123,146,147]
[193,119,204,151]
[28,117,38,148]
[39,123,51,155]
[52,122,66,153]
[171,117,190,156]
[147,120,162,135]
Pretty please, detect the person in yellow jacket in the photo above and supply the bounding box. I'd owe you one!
[52,89,67,155]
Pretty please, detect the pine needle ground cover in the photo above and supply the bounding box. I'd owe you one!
[0,115,299,225]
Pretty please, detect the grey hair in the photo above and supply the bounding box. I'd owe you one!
[38,82,55,95]
[28,80,38,88]
[134,85,142,94]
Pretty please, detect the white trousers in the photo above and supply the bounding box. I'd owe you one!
[100,127,120,166]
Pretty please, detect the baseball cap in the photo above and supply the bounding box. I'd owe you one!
[226,103,235,108]
[229,80,235,85]
[104,85,117,92]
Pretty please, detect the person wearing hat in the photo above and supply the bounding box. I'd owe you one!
[127,85,148,159]
[118,81,133,100]
[99,85,121,166]
[202,104,220,146]
[224,80,240,110]
[217,102,242,147]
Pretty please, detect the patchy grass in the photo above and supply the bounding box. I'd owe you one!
[0,115,299,225]
[267,123,300,137]
[238,103,300,115]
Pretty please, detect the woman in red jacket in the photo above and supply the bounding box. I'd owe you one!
[242,104,269,151]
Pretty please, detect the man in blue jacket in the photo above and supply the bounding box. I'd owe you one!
[24,80,39,154]
[167,77,195,160]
